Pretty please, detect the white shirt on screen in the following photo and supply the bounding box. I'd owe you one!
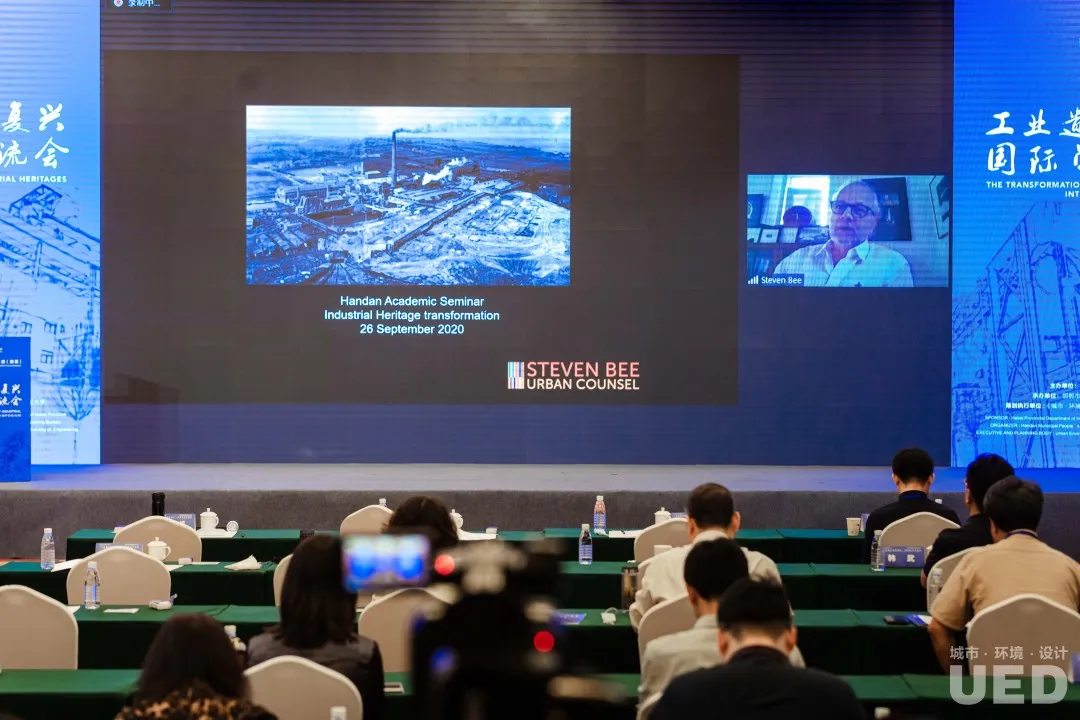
[772,240,914,287]
[629,529,782,629]
[639,614,806,702]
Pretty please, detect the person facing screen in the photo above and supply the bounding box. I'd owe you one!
[772,180,914,287]
[246,535,385,720]
[385,495,460,553]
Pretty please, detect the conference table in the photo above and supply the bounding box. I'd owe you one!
[62,604,939,676]
[4,670,1078,720]
[0,560,922,610]
[66,527,864,564]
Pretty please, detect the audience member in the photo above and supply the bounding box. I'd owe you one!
[639,539,804,703]
[928,477,1080,671]
[650,580,865,720]
[921,453,1013,586]
[861,448,959,563]
[116,614,276,720]
[247,535,385,720]
[386,495,460,552]
[630,483,782,628]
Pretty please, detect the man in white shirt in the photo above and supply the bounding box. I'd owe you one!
[772,181,914,287]
[630,483,782,629]
[639,538,805,704]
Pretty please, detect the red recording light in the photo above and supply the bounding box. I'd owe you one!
[433,554,455,576]
[533,630,555,653]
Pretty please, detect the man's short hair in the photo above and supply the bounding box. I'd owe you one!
[984,476,1043,533]
[687,483,736,529]
[716,578,793,640]
[683,538,749,601]
[891,448,935,484]
[965,454,1015,512]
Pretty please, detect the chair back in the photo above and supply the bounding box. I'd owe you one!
[340,505,394,534]
[925,546,979,611]
[115,516,203,562]
[879,511,959,550]
[273,554,292,607]
[0,585,78,669]
[247,655,363,720]
[65,546,171,605]
[633,519,690,563]
[637,594,696,658]
[638,692,663,720]
[357,588,447,672]
[967,593,1080,676]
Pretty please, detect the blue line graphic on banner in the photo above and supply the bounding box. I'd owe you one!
[953,1,1080,467]
[0,336,29,480]
[0,1,101,464]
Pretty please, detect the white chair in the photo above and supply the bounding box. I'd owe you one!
[926,546,980,611]
[0,585,78,669]
[115,516,203,562]
[273,554,292,607]
[967,593,1080,676]
[357,588,447,673]
[65,546,171,606]
[637,594,696,658]
[633,519,690,563]
[247,656,363,720]
[340,505,394,534]
[879,512,959,551]
[638,692,662,720]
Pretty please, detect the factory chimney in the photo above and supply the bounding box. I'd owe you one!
[390,130,398,189]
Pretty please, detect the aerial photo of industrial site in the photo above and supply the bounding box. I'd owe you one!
[246,106,571,286]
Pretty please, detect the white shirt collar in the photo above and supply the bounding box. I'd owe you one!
[692,528,730,544]
[694,614,718,629]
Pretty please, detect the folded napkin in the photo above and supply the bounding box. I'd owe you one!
[196,528,237,539]
[458,530,498,541]
[608,529,643,539]
[225,555,261,571]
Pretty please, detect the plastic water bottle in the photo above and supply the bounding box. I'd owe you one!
[578,524,593,565]
[870,530,885,572]
[927,566,944,610]
[330,708,347,720]
[593,495,607,535]
[83,561,101,610]
[39,528,55,571]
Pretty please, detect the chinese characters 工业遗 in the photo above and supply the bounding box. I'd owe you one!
[0,100,68,170]
[986,108,1080,176]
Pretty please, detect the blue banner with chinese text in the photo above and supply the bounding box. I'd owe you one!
[0,336,30,481]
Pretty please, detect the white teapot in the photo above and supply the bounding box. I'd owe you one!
[200,508,219,531]
[450,509,464,530]
[147,537,172,562]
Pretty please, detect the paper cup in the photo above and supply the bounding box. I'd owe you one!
[846,518,862,537]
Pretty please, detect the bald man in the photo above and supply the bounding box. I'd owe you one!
[773,181,914,287]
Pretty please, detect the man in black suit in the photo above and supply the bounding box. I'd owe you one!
[920,453,1013,587]
[651,579,865,720]
[861,448,960,563]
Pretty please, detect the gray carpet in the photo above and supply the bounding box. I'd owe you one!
[2,464,1077,559]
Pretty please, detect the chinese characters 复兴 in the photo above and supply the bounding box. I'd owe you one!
[986,108,1080,175]
[0,100,68,170]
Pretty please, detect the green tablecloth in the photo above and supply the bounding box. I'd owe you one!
[853,611,941,675]
[0,669,138,720]
[76,605,229,669]
[0,561,276,606]
[777,529,863,564]
[811,564,926,611]
[66,527,863,564]
[67,529,301,563]
[902,673,1080,719]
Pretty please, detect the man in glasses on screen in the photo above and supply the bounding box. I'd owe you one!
[772,181,914,287]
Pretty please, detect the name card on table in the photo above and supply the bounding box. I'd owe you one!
[166,513,196,529]
[881,546,925,568]
[95,542,143,553]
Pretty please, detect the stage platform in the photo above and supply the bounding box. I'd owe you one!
[2,464,1078,558]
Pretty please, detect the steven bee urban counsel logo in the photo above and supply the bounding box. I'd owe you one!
[507,361,640,391]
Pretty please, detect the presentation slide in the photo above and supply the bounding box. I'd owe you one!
[746,174,949,288]
[104,53,740,406]
[953,0,1080,467]
[0,0,100,464]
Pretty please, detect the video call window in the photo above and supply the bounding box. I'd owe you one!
[746,174,950,288]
